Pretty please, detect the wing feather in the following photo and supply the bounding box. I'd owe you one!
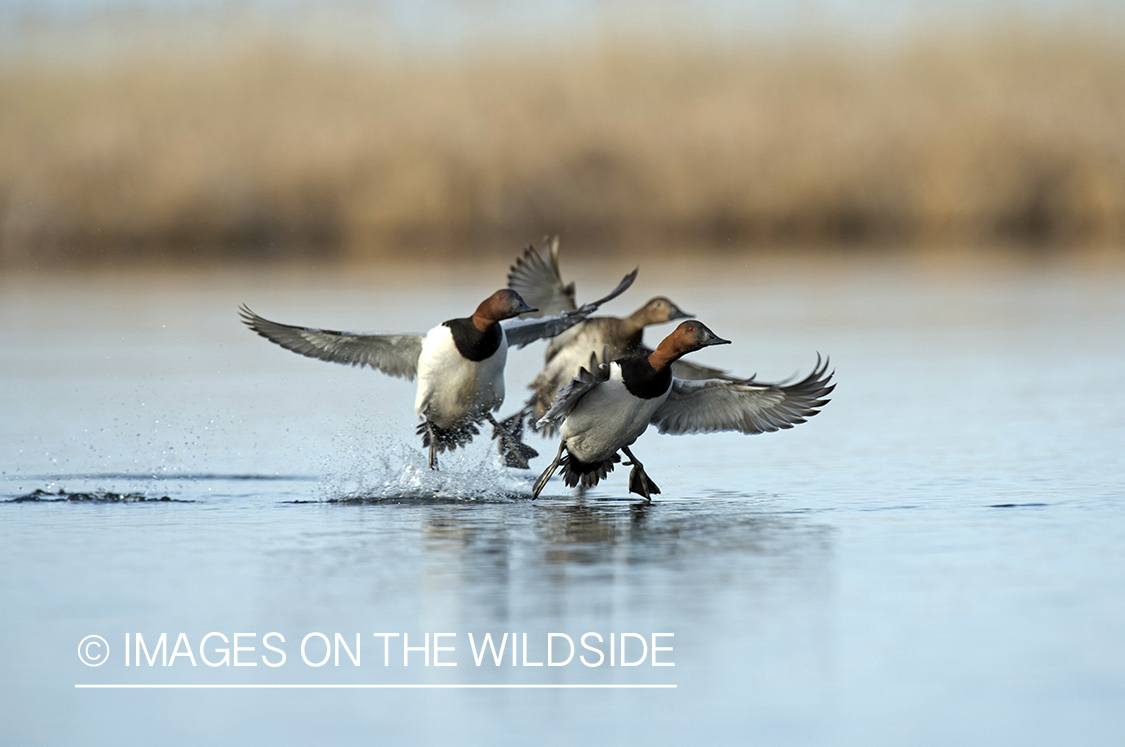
[651,355,834,435]
[536,350,611,428]
[239,304,423,381]
[502,268,637,349]
[506,236,577,316]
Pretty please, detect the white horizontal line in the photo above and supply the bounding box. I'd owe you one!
[76,683,676,690]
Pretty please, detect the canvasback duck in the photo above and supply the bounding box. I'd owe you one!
[506,237,749,436]
[531,321,834,500]
[240,269,635,470]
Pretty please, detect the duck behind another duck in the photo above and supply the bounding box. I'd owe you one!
[506,237,749,436]
[531,321,834,500]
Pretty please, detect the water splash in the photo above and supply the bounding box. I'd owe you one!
[316,432,532,503]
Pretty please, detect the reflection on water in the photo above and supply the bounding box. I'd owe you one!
[255,493,834,632]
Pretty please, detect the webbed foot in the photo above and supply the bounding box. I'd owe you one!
[622,445,660,501]
[627,465,661,501]
[489,413,539,469]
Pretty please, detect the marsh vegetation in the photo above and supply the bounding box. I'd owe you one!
[2,17,1123,266]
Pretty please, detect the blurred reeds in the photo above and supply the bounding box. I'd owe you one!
[2,18,1124,267]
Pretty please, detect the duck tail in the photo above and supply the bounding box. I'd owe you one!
[559,452,620,489]
[417,420,479,453]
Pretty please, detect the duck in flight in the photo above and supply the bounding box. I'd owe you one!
[531,321,834,500]
[506,237,751,437]
[240,269,636,470]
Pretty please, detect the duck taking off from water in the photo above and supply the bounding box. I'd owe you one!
[505,237,750,437]
[240,269,635,470]
[531,321,834,500]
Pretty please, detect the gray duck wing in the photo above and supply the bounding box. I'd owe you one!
[502,267,637,349]
[651,355,834,435]
[507,236,577,317]
[239,304,423,381]
[536,350,612,429]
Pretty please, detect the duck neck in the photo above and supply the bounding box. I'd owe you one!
[471,300,500,333]
[446,315,504,362]
[646,341,684,373]
[471,315,497,333]
[620,308,651,336]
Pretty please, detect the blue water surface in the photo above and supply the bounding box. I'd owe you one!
[1,258,1123,745]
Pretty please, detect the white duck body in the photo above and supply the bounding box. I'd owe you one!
[415,324,508,430]
[240,272,638,470]
[559,362,669,465]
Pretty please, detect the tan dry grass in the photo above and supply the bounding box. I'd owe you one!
[2,23,1124,266]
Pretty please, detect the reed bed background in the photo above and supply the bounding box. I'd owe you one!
[2,15,1124,267]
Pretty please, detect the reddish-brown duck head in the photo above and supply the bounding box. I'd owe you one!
[472,289,537,331]
[648,320,730,370]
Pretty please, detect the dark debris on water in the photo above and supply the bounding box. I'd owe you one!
[6,488,193,504]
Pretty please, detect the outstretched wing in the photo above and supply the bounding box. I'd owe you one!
[507,236,577,317]
[651,355,834,435]
[239,304,423,381]
[503,268,638,349]
[537,350,611,429]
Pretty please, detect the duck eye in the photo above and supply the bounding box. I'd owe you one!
[687,325,694,332]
